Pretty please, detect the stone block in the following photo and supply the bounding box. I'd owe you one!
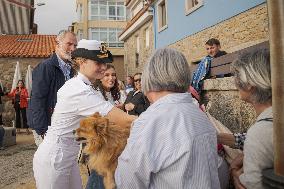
[3,127,16,147]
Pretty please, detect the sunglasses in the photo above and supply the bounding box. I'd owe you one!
[134,78,141,82]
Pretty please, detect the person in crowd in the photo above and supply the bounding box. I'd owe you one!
[117,80,127,104]
[191,38,227,104]
[8,80,29,134]
[205,38,227,59]
[0,79,7,126]
[229,49,273,189]
[123,73,150,116]
[33,39,135,189]
[93,64,121,106]
[115,48,220,189]
[125,75,134,94]
[27,30,77,146]
[86,64,122,189]
[0,124,4,150]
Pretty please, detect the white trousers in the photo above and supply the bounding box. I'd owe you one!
[33,134,82,189]
[32,130,43,147]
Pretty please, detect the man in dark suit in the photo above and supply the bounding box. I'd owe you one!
[0,80,6,126]
[27,30,77,146]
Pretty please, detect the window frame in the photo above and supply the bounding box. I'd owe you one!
[88,0,126,21]
[89,27,124,48]
[145,27,150,48]
[77,30,84,40]
[185,0,203,16]
[157,0,168,32]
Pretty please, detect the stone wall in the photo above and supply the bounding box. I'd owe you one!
[169,3,269,63]
[123,4,268,132]
[0,57,44,126]
[167,4,268,132]
[204,77,257,133]
[123,19,154,76]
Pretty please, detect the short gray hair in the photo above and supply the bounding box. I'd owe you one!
[231,49,271,104]
[56,30,75,43]
[142,48,191,94]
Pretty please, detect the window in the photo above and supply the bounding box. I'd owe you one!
[136,36,140,53]
[132,1,143,18]
[77,4,83,22]
[89,0,126,21]
[145,27,149,48]
[136,36,140,67]
[157,0,167,32]
[77,30,83,40]
[89,28,124,47]
[185,0,203,15]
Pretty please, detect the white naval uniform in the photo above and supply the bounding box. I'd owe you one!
[33,72,114,189]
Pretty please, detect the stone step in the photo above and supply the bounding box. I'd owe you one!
[3,127,16,147]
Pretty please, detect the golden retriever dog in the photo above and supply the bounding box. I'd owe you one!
[76,113,130,189]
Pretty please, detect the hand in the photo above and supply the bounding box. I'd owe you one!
[231,167,245,189]
[230,153,244,170]
[115,103,124,109]
[125,103,135,111]
[217,133,235,147]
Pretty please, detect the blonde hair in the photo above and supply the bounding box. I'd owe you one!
[231,49,271,104]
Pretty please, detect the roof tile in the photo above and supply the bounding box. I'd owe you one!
[0,34,56,58]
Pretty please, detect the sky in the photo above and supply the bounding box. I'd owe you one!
[34,0,77,35]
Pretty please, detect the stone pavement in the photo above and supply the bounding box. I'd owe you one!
[0,131,89,189]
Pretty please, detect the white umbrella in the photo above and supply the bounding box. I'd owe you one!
[11,61,22,92]
[25,65,32,96]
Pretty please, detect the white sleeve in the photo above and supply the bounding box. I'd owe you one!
[77,90,114,117]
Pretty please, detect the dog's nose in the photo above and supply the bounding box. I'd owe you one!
[73,130,76,135]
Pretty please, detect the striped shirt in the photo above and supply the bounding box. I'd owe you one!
[115,92,220,189]
[57,54,72,81]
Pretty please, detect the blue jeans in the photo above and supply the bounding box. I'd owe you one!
[86,170,105,189]
[0,126,5,147]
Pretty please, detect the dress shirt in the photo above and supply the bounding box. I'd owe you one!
[115,92,220,189]
[47,72,114,137]
[239,107,273,189]
[57,54,72,81]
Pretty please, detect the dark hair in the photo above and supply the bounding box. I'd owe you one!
[93,64,120,101]
[205,38,220,46]
[17,80,25,87]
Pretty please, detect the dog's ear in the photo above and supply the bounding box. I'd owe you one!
[94,118,109,133]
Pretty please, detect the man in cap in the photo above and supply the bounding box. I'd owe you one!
[27,30,77,146]
[33,39,135,189]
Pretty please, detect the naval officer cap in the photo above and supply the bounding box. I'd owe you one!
[71,39,113,63]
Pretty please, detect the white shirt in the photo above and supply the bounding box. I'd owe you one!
[47,72,114,137]
[115,93,220,189]
[239,107,273,189]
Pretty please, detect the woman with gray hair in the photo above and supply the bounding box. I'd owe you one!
[230,49,273,189]
[115,48,220,189]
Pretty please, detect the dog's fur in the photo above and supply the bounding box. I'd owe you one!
[76,113,130,189]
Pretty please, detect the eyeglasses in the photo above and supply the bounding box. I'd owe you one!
[134,78,141,82]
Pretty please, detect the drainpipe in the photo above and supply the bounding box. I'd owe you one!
[151,4,157,49]
[262,0,284,187]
